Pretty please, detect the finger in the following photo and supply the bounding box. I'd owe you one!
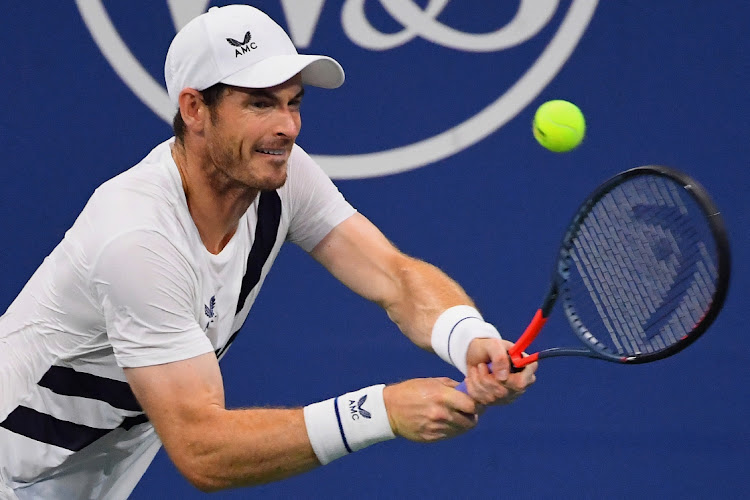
[438,377,460,388]
[442,402,480,429]
[448,410,478,431]
[478,362,507,391]
[467,364,495,405]
[475,363,512,404]
[489,346,510,382]
[464,366,485,402]
[445,385,479,415]
[525,364,538,386]
[515,361,538,388]
[502,372,528,392]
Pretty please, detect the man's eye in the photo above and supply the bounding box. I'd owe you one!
[252,101,271,109]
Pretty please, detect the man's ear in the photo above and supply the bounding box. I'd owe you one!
[177,88,207,134]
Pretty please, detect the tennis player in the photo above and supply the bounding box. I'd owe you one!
[0,5,536,498]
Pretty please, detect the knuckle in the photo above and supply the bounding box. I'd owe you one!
[427,407,445,422]
[493,385,509,400]
[508,381,524,392]
[426,424,445,439]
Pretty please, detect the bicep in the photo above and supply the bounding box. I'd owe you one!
[310,212,408,307]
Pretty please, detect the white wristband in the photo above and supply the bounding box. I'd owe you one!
[431,305,503,375]
[303,384,395,465]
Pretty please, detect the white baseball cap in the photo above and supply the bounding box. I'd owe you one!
[164,4,345,105]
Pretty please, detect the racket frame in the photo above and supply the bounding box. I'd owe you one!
[508,165,731,369]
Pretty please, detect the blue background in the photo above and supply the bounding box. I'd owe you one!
[2,1,748,498]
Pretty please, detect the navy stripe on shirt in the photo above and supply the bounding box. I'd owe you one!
[0,366,148,451]
[235,190,282,315]
[37,365,141,412]
[0,405,147,452]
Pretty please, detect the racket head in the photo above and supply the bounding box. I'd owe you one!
[551,166,730,364]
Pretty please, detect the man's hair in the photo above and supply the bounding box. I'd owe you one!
[172,83,230,143]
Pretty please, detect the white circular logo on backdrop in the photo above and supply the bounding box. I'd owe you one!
[75,0,598,179]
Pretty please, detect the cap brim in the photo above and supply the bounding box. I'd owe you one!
[220,54,344,90]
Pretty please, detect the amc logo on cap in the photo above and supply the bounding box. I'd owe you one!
[76,0,598,179]
[226,31,258,56]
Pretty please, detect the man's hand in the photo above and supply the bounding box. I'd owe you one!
[464,338,538,406]
[382,378,479,442]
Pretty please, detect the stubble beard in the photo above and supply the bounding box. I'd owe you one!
[206,135,289,193]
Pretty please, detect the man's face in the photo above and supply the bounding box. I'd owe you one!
[204,74,303,191]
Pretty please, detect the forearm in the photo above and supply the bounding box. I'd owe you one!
[381,256,505,377]
[309,214,489,357]
[382,256,475,350]
[162,407,318,492]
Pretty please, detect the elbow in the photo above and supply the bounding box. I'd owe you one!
[182,465,268,493]
[173,450,266,493]
[179,463,226,493]
[169,442,232,493]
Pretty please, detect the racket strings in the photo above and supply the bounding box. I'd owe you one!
[563,176,719,357]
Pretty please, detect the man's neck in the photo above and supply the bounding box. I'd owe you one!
[171,142,257,254]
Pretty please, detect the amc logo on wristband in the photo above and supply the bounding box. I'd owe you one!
[349,396,372,420]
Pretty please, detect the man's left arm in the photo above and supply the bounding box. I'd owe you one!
[310,213,536,404]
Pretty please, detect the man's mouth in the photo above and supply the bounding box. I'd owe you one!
[256,148,286,156]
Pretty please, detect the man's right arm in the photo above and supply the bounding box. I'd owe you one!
[124,353,481,492]
[124,352,317,492]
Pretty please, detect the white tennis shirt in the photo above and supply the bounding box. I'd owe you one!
[0,138,355,499]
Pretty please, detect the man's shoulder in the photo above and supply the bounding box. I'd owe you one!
[97,139,177,198]
[91,139,181,215]
[71,138,191,248]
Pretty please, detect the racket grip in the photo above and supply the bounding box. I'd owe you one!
[455,356,521,394]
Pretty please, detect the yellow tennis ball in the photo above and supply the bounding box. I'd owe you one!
[533,100,586,152]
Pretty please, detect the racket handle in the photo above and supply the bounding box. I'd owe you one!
[455,356,521,394]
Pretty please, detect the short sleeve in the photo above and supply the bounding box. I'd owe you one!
[285,145,357,252]
[91,230,214,368]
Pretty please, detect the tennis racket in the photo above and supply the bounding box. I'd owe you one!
[457,165,730,392]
